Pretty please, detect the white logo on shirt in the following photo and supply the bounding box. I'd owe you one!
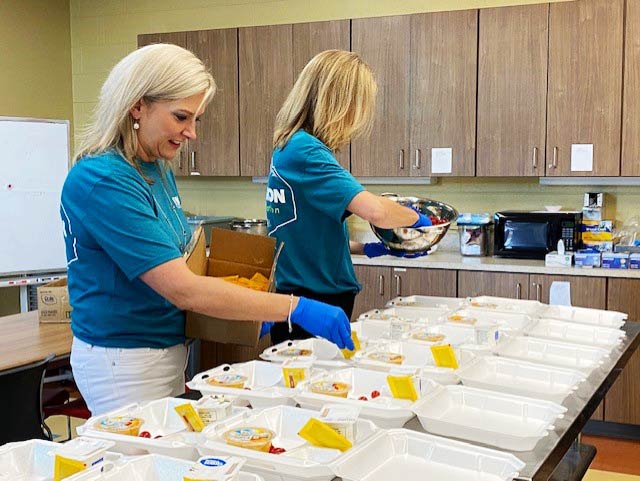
[267,165,297,236]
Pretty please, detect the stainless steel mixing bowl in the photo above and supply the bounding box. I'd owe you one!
[370,194,458,253]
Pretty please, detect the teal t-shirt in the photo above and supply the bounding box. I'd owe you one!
[266,130,365,294]
[60,150,191,348]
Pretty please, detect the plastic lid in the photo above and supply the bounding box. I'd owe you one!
[456,213,492,226]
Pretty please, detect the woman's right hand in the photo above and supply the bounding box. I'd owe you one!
[290,297,354,350]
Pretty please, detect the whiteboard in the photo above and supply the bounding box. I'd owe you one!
[0,117,70,276]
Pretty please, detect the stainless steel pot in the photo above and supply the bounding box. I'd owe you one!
[230,219,268,236]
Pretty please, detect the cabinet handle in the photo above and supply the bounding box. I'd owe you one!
[549,146,558,169]
[532,147,538,170]
[394,274,402,296]
[178,152,183,170]
[515,282,521,299]
[532,282,541,301]
[414,149,421,169]
[399,149,405,170]
[378,275,385,296]
[190,151,197,171]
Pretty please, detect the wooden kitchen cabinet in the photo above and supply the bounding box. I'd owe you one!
[546,0,623,176]
[351,16,411,176]
[410,10,477,177]
[186,29,239,176]
[292,20,351,170]
[390,267,457,298]
[622,0,640,175]
[605,279,640,425]
[477,4,548,177]
[457,271,529,300]
[239,25,294,176]
[352,265,391,320]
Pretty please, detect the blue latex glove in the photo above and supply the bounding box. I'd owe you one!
[408,206,433,228]
[290,297,354,350]
[363,242,429,259]
[259,321,274,338]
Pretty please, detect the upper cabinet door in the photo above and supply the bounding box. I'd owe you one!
[186,29,239,176]
[547,0,623,177]
[292,20,351,170]
[239,25,294,177]
[137,32,189,176]
[351,16,411,177]
[477,5,548,177]
[410,10,477,177]
[623,0,640,175]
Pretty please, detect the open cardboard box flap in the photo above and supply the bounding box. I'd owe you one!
[184,227,276,347]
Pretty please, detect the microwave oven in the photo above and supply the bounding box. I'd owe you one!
[493,211,582,260]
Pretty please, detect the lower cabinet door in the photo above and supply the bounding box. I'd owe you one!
[352,265,391,320]
[457,271,529,299]
[392,268,457,298]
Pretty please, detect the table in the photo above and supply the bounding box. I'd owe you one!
[0,311,72,372]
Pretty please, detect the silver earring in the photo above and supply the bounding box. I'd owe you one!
[133,121,140,130]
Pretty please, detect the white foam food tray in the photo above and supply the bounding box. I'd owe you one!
[528,318,625,349]
[412,385,567,451]
[188,361,318,408]
[457,356,587,404]
[358,307,449,324]
[541,305,627,328]
[259,339,350,369]
[495,336,610,375]
[0,439,118,481]
[350,319,411,344]
[332,428,525,481]
[68,454,263,481]
[77,397,248,459]
[448,308,536,333]
[294,367,417,428]
[467,296,547,316]
[200,405,378,481]
[405,323,479,346]
[386,295,466,311]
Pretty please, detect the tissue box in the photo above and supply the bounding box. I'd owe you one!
[630,253,640,269]
[584,192,605,208]
[581,220,613,233]
[583,240,614,253]
[601,252,629,269]
[545,251,574,267]
[574,250,601,268]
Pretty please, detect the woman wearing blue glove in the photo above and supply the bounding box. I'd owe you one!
[266,50,432,345]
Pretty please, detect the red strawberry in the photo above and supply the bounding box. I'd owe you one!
[138,431,151,438]
[371,390,381,398]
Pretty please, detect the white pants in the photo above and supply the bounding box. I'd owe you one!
[70,337,188,416]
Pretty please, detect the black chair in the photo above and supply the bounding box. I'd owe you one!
[0,354,54,445]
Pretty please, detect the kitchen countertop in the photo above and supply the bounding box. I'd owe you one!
[352,251,640,279]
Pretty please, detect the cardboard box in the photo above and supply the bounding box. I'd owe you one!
[574,250,601,268]
[184,227,277,347]
[582,240,614,253]
[582,231,613,242]
[545,251,573,267]
[37,278,72,323]
[630,253,640,269]
[602,252,629,269]
[581,220,613,233]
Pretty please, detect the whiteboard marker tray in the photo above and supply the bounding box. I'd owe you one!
[188,361,317,408]
[457,356,587,404]
[528,318,625,349]
[386,295,466,311]
[467,296,546,316]
[259,339,350,369]
[332,429,525,481]
[495,336,610,375]
[412,385,566,451]
[294,367,417,428]
[200,405,378,481]
[540,305,627,328]
[77,397,248,459]
[68,454,263,481]
[357,307,448,324]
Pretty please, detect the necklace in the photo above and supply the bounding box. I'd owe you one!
[151,163,189,252]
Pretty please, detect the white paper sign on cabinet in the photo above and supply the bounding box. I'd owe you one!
[570,144,593,172]
[431,148,453,174]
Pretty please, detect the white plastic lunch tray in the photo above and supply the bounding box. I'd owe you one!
[528,318,625,349]
[386,295,466,311]
[405,323,478,346]
[332,428,525,481]
[199,405,378,481]
[448,308,536,333]
[68,454,263,481]
[350,319,411,344]
[0,439,118,481]
[541,305,627,328]
[77,397,248,459]
[259,339,350,369]
[495,336,610,375]
[188,361,311,408]
[412,385,566,451]
[467,296,547,316]
[294,367,416,428]
[456,356,587,404]
[358,307,448,324]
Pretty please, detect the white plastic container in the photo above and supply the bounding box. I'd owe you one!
[188,361,316,408]
[447,308,536,334]
[199,405,378,481]
[528,318,625,349]
[386,295,466,311]
[457,356,587,404]
[541,305,627,328]
[495,336,610,375]
[412,385,566,451]
[294,367,417,428]
[467,296,546,316]
[77,397,248,459]
[405,322,500,351]
[350,320,404,344]
[358,307,448,324]
[67,454,263,481]
[259,339,350,369]
[332,429,525,481]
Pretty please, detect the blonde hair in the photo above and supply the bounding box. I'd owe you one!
[74,43,216,172]
[273,49,377,152]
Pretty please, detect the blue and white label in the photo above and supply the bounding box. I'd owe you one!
[199,457,226,467]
